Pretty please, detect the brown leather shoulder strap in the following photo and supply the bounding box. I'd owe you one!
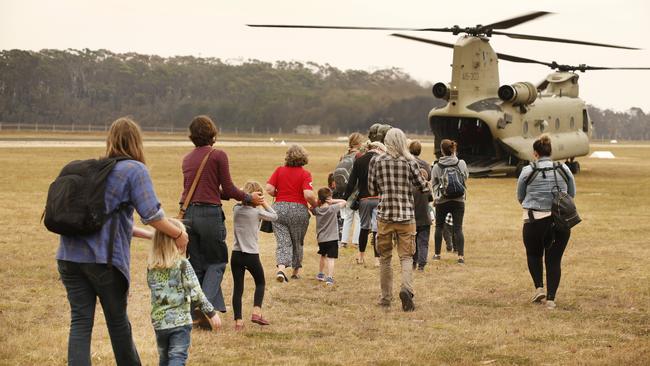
[180,149,214,215]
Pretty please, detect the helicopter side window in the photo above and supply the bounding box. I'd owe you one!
[582,109,589,133]
[555,118,560,130]
[523,121,528,135]
[570,117,575,130]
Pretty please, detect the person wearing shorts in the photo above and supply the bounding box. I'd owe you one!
[311,187,346,286]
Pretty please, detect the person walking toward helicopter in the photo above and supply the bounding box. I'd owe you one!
[517,135,576,309]
[369,128,430,311]
[431,139,468,264]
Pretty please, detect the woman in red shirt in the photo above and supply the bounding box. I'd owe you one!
[266,144,317,282]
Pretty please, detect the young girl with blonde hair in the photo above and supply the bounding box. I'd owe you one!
[147,218,220,366]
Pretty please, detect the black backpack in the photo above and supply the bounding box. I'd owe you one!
[44,157,131,266]
[438,162,466,199]
[525,162,581,231]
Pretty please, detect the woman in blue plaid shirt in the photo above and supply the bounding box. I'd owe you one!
[56,118,189,366]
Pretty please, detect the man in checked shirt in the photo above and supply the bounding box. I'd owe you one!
[368,128,430,311]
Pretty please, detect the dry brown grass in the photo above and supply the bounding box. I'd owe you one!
[0,137,648,365]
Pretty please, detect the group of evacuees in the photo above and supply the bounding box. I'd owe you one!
[54,116,576,365]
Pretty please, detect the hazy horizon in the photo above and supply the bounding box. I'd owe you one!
[2,0,650,112]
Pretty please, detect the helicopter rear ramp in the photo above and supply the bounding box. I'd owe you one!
[467,159,515,177]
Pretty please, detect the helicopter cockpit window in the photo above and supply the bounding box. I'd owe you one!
[582,109,589,133]
[523,121,528,135]
[555,118,560,130]
[570,117,575,130]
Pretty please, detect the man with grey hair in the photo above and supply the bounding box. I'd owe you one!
[368,128,430,311]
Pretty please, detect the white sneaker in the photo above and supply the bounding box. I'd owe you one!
[531,287,546,303]
[546,300,556,309]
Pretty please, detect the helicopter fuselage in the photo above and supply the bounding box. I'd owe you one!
[429,36,591,176]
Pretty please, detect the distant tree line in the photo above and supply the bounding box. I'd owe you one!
[0,49,647,139]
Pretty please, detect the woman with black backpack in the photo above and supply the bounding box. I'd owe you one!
[517,135,576,310]
[55,118,189,365]
[431,139,468,264]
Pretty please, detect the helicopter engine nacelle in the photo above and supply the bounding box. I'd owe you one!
[432,82,450,100]
[498,82,538,106]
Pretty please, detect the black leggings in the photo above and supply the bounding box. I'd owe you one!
[359,228,370,253]
[522,217,570,301]
[434,201,465,256]
[230,251,265,320]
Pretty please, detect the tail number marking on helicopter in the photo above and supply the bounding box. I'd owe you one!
[462,72,480,80]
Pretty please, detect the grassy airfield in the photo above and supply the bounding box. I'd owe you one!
[0,134,648,365]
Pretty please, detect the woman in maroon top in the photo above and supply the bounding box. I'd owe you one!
[181,116,263,313]
[266,144,317,282]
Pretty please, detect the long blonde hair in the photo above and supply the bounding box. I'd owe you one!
[384,128,413,160]
[106,117,146,163]
[148,218,185,269]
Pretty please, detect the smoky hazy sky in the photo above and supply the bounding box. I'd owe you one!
[2,0,650,112]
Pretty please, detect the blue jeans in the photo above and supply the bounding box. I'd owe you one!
[155,325,192,366]
[57,260,141,366]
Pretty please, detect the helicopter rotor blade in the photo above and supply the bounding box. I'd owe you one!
[391,33,553,67]
[390,33,456,49]
[481,11,552,30]
[494,52,554,68]
[247,24,444,32]
[577,66,650,71]
[491,31,639,50]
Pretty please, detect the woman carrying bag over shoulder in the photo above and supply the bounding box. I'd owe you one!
[516,134,576,310]
[180,116,263,316]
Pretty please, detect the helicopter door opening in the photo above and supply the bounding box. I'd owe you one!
[429,116,496,165]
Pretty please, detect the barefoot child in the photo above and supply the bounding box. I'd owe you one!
[147,218,220,366]
[231,181,278,330]
[311,187,346,285]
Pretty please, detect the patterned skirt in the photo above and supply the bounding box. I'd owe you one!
[272,201,310,268]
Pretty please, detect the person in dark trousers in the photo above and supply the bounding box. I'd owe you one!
[181,115,264,314]
[56,117,190,366]
[231,181,277,330]
[408,140,433,271]
[443,213,455,252]
[431,139,469,264]
[517,134,576,309]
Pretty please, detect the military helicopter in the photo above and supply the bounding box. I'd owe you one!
[249,12,650,176]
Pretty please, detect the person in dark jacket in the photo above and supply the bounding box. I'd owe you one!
[344,141,385,265]
[408,140,433,271]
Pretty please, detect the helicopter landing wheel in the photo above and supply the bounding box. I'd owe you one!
[566,161,581,175]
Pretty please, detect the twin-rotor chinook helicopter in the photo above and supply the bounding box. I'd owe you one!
[249,11,650,176]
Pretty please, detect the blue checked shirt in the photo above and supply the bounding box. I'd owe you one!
[368,153,430,223]
[56,160,165,284]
